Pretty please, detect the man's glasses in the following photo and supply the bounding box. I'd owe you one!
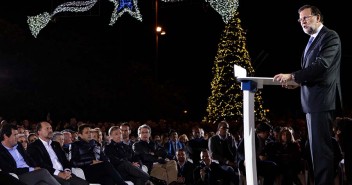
[297,15,315,23]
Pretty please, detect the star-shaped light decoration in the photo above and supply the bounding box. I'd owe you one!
[206,0,239,24]
[27,0,98,38]
[109,0,143,26]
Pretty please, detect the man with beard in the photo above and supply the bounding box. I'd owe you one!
[27,121,89,185]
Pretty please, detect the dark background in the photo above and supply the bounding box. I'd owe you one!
[0,0,351,122]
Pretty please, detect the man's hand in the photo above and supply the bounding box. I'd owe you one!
[273,73,292,83]
[58,171,72,180]
[273,73,299,89]
[91,159,103,165]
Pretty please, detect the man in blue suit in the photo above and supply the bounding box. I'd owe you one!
[274,4,342,185]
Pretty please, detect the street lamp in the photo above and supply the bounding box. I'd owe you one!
[155,26,165,80]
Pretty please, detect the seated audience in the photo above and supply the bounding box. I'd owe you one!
[0,123,61,185]
[105,126,150,185]
[70,124,128,185]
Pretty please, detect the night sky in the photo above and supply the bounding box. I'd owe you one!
[0,0,351,122]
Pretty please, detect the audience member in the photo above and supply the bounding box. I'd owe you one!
[70,124,128,185]
[133,124,177,185]
[0,123,61,185]
[105,126,150,185]
[27,121,89,185]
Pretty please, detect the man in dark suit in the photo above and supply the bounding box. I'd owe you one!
[70,124,128,185]
[175,148,195,185]
[274,4,342,185]
[27,121,89,185]
[0,123,61,185]
[208,121,239,185]
[105,126,150,185]
[193,149,229,185]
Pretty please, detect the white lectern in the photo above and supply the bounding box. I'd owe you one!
[234,65,297,185]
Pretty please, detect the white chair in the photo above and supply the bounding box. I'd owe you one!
[71,167,134,185]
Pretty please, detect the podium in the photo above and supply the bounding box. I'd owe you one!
[234,65,297,185]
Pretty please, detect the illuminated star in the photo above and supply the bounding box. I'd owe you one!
[109,0,143,26]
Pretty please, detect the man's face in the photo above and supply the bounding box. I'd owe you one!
[299,8,319,35]
[79,127,91,142]
[120,125,131,140]
[176,150,186,163]
[201,151,211,165]
[218,123,229,136]
[110,129,122,143]
[192,128,201,138]
[38,122,53,140]
[63,132,73,144]
[5,129,19,147]
[54,135,65,147]
[170,132,178,141]
[139,128,150,141]
[17,127,25,134]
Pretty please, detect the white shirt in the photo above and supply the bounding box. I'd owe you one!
[39,138,63,175]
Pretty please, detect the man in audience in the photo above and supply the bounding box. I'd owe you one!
[175,148,195,185]
[70,124,128,185]
[133,124,178,185]
[208,121,239,185]
[188,126,208,165]
[164,130,184,160]
[237,121,279,185]
[120,122,134,146]
[105,126,150,185]
[0,123,61,185]
[61,130,73,160]
[52,132,65,148]
[27,121,89,185]
[193,149,229,185]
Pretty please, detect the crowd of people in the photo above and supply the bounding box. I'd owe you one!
[0,115,350,185]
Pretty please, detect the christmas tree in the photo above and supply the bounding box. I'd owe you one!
[204,11,267,123]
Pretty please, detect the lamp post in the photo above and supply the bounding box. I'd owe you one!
[155,0,159,81]
[155,0,165,81]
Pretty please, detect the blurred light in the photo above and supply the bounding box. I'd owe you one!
[156,26,162,32]
[183,110,188,114]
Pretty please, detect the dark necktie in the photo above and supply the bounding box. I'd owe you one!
[304,37,314,57]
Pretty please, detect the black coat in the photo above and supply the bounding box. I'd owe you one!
[27,139,71,175]
[70,139,108,168]
[0,142,37,175]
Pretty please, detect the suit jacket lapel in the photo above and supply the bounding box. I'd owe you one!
[0,144,17,167]
[37,140,54,166]
[302,26,327,68]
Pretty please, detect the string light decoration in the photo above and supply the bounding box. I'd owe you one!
[204,11,267,124]
[27,0,98,38]
[161,0,238,24]
[206,0,238,24]
[28,0,236,37]
[109,0,143,26]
